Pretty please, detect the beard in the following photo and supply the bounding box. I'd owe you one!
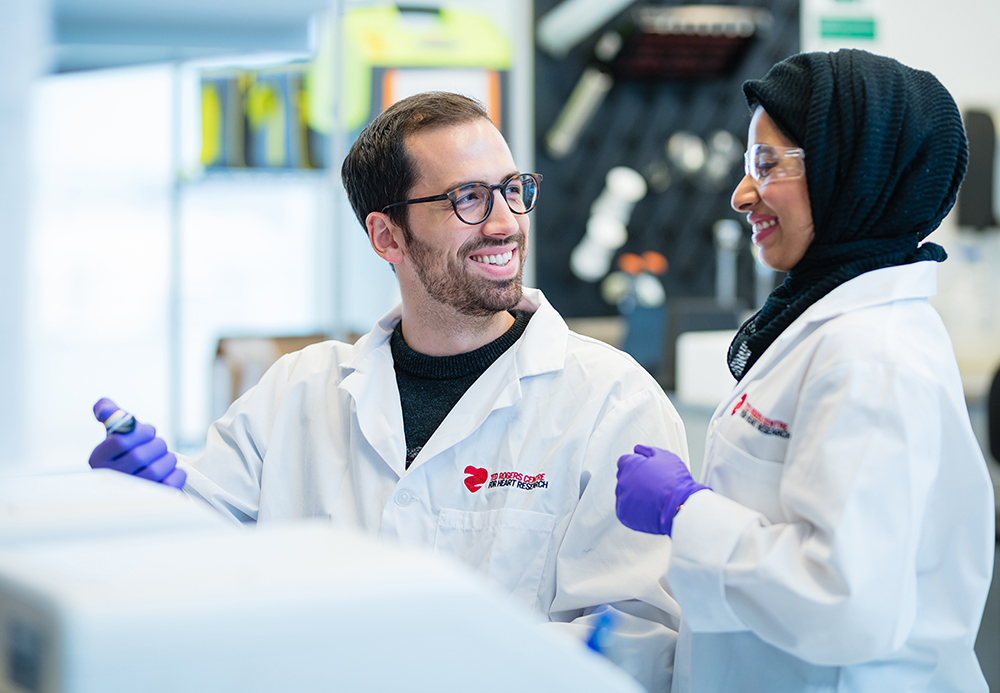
[403,226,526,317]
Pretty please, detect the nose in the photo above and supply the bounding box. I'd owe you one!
[481,188,521,237]
[730,174,760,213]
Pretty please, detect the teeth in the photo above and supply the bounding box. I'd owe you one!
[754,219,777,232]
[472,250,513,266]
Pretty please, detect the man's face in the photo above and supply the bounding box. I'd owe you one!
[397,118,528,317]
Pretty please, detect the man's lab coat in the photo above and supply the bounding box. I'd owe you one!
[179,288,687,692]
[667,262,995,692]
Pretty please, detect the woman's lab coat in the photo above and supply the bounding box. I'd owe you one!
[668,262,995,692]
[179,288,687,693]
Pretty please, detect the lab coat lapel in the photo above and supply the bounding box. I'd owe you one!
[720,262,938,413]
[411,345,531,466]
[339,307,407,478]
[408,288,568,470]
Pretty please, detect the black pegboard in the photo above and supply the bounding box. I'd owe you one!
[533,0,800,318]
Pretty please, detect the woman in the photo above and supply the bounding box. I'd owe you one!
[616,49,995,691]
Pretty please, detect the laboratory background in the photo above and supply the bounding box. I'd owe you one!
[1,0,999,689]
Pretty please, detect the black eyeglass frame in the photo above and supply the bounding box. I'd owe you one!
[380,172,543,226]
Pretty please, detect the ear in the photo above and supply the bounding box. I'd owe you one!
[366,211,405,264]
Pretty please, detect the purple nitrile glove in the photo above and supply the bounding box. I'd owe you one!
[615,444,709,536]
[89,398,187,489]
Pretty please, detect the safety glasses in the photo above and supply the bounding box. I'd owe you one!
[743,144,805,185]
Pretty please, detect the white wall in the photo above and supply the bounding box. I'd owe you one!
[870,0,1000,108]
[0,0,49,471]
[27,66,176,468]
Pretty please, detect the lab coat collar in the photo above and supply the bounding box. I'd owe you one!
[510,287,570,377]
[737,261,937,386]
[337,288,569,475]
[407,288,568,467]
[339,287,567,378]
[338,309,406,473]
[340,304,403,374]
[795,260,937,325]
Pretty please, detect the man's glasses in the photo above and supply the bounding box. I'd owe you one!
[381,173,543,226]
[744,144,806,186]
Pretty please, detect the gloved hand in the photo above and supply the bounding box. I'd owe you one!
[615,444,708,536]
[89,398,187,489]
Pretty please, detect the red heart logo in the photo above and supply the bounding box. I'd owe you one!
[731,393,747,416]
[464,466,488,492]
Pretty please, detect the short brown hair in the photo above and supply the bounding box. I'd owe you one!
[341,91,491,231]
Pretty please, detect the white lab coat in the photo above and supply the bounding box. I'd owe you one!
[667,262,995,692]
[179,288,688,692]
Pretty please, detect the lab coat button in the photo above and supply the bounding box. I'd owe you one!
[394,489,414,507]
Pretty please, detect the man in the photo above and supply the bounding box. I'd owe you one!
[90,92,689,691]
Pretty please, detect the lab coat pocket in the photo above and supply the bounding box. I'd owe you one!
[434,508,556,611]
[708,434,786,522]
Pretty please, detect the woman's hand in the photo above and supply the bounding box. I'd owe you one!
[615,445,708,536]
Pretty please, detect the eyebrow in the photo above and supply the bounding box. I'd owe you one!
[443,170,521,192]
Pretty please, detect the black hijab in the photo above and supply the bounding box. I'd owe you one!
[727,49,968,380]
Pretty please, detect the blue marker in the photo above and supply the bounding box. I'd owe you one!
[585,610,618,655]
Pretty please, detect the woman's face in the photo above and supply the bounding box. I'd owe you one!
[731,106,815,272]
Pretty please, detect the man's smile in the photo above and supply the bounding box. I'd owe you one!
[470,249,515,267]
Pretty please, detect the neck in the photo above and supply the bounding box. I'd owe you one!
[398,300,515,357]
